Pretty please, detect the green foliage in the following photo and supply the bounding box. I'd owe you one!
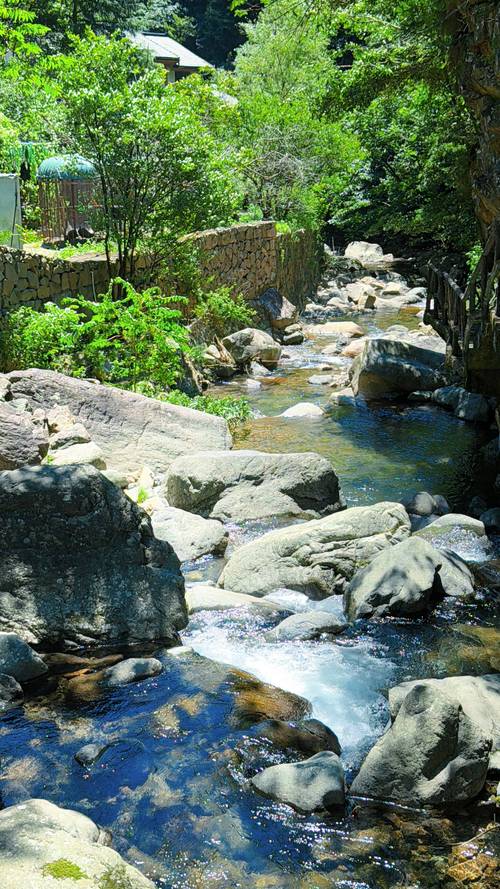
[160,390,251,428]
[0,303,85,375]
[194,286,255,338]
[136,486,148,504]
[41,859,88,880]
[0,0,48,55]
[98,864,136,889]
[0,112,20,171]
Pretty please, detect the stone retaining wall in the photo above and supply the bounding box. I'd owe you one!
[0,222,321,314]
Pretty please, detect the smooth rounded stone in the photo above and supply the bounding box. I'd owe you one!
[0,673,23,711]
[0,632,47,683]
[186,583,282,614]
[245,378,262,390]
[480,508,500,532]
[222,328,282,369]
[351,684,491,808]
[48,422,91,451]
[151,504,228,563]
[308,374,333,385]
[100,657,163,688]
[341,338,367,358]
[351,337,447,399]
[345,241,393,265]
[229,669,311,727]
[219,502,411,598]
[344,537,474,620]
[50,440,106,469]
[388,674,500,756]
[101,468,129,488]
[166,449,342,522]
[415,513,486,541]
[310,321,364,338]
[7,368,231,476]
[265,611,347,642]
[431,386,491,423]
[255,287,298,330]
[74,742,109,767]
[0,465,186,648]
[249,360,272,377]
[0,798,155,888]
[254,718,341,757]
[327,387,357,407]
[0,401,48,470]
[251,750,345,812]
[281,402,324,418]
[344,282,377,306]
[283,330,305,345]
[403,491,450,517]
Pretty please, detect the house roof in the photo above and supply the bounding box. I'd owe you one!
[128,32,213,69]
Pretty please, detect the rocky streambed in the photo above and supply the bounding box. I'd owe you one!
[0,256,500,888]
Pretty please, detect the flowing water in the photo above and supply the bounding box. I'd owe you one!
[1,308,499,887]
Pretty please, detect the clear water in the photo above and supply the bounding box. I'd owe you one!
[1,308,498,888]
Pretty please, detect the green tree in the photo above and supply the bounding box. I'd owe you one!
[0,0,47,54]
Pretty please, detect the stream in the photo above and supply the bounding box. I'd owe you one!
[1,307,499,887]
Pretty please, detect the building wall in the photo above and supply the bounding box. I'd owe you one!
[0,222,321,315]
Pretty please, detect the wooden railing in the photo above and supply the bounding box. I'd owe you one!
[425,221,500,358]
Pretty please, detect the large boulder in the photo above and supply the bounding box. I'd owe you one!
[432,386,491,423]
[344,537,474,620]
[251,751,345,812]
[344,241,393,266]
[255,288,298,330]
[222,328,282,368]
[219,502,411,598]
[0,464,187,648]
[351,337,447,398]
[166,449,343,522]
[6,369,231,475]
[0,401,48,469]
[0,632,47,683]
[388,674,500,757]
[0,799,154,888]
[350,684,491,807]
[151,504,228,562]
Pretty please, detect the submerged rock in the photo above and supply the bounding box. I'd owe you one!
[344,537,474,620]
[151,504,228,562]
[219,502,411,598]
[166,449,343,522]
[351,684,491,807]
[253,718,341,757]
[6,368,231,475]
[74,742,109,767]
[0,632,48,683]
[0,798,154,888]
[100,657,163,688]
[0,464,186,648]
[281,402,324,418]
[252,750,345,812]
[265,611,347,642]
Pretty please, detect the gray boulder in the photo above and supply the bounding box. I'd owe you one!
[50,440,106,469]
[403,491,450,517]
[432,386,491,423]
[0,632,48,682]
[219,502,411,598]
[0,798,155,888]
[222,328,282,368]
[186,583,281,614]
[0,401,48,469]
[344,241,392,265]
[0,464,187,648]
[351,684,491,807]
[0,673,23,711]
[480,507,500,532]
[252,750,345,812]
[388,674,500,756]
[99,657,163,688]
[265,611,347,642]
[415,513,487,543]
[6,368,231,475]
[151,504,228,562]
[256,288,298,330]
[344,537,474,620]
[351,337,446,398]
[166,449,343,522]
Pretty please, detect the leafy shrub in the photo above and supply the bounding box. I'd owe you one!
[98,864,136,889]
[194,286,255,339]
[0,302,85,375]
[160,390,251,429]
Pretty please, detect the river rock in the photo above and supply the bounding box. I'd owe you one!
[219,502,411,598]
[256,288,298,330]
[388,674,500,756]
[0,798,155,888]
[166,449,343,522]
[415,513,487,543]
[308,374,333,385]
[151,504,228,562]
[0,673,23,711]
[0,632,48,683]
[0,401,48,470]
[344,537,474,620]
[432,386,491,423]
[100,657,163,688]
[50,440,106,469]
[186,583,281,614]
[222,328,282,368]
[0,464,186,648]
[74,742,109,767]
[351,336,447,398]
[6,368,231,475]
[327,387,357,407]
[351,684,491,807]
[252,750,345,812]
[311,320,364,338]
[281,402,324,418]
[345,241,393,265]
[342,338,367,358]
[253,718,341,757]
[265,611,347,642]
[403,491,450,516]
[480,507,500,532]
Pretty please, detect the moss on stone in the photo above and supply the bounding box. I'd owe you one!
[42,858,89,880]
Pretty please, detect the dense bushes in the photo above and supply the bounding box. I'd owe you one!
[194,286,255,338]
